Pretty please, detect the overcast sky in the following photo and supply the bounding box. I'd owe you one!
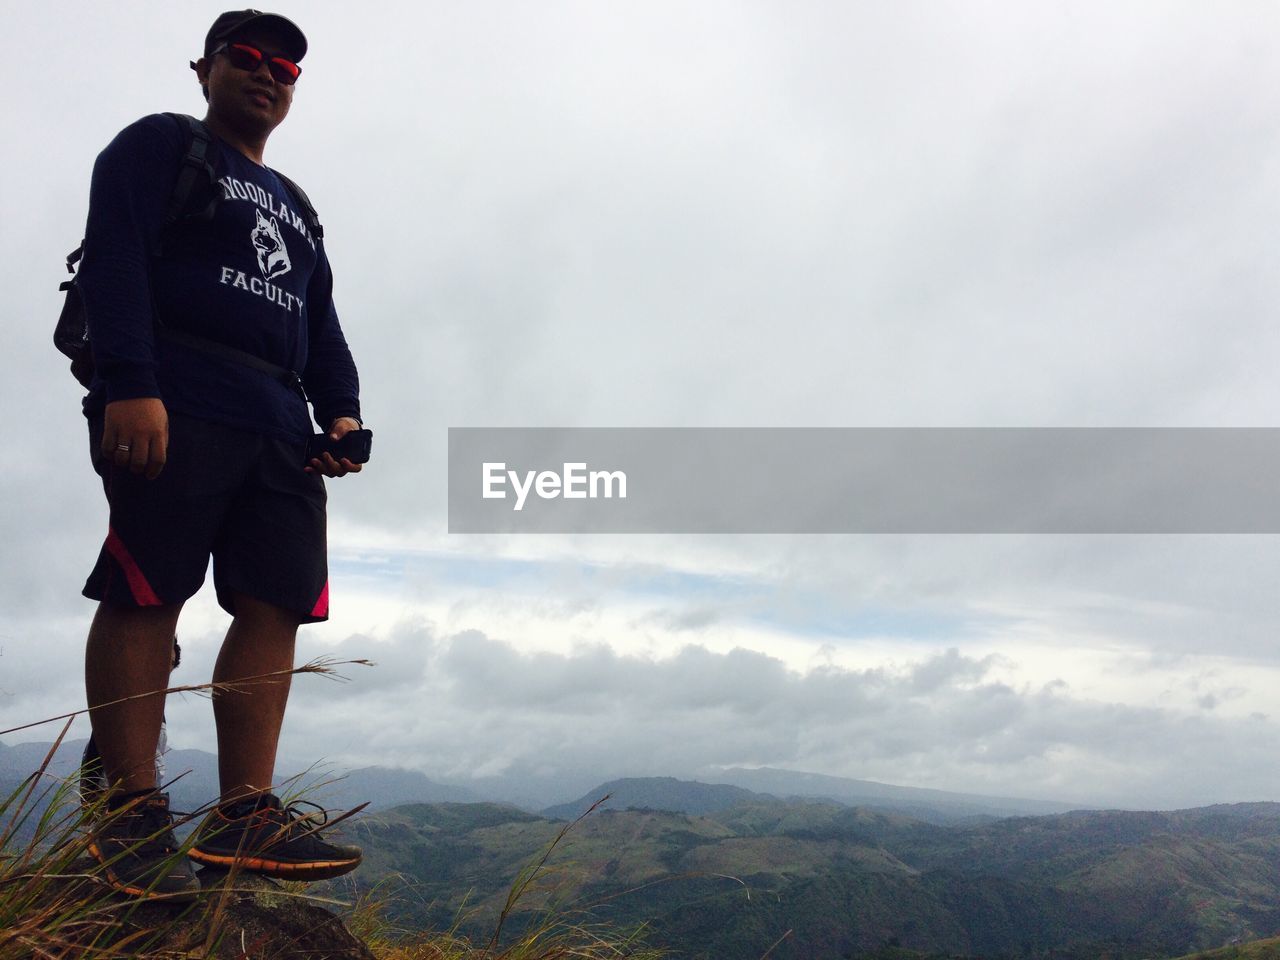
[4,1,1280,810]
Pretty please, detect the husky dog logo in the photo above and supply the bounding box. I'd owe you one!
[250,209,291,280]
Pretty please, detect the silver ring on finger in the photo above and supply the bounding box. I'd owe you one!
[116,443,132,453]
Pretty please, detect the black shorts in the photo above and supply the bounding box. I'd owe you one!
[83,413,330,623]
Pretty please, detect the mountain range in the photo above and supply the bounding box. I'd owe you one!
[346,796,1280,960]
[0,737,1079,823]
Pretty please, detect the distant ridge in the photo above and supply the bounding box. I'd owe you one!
[542,776,761,820]
[541,771,1082,824]
[709,766,1082,822]
[312,765,481,809]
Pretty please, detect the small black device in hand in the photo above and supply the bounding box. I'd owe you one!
[306,428,373,464]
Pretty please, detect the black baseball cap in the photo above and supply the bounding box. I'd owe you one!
[204,10,307,61]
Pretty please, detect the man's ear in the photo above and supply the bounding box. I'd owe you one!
[190,57,211,102]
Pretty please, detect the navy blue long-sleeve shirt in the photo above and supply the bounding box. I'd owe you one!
[78,114,361,442]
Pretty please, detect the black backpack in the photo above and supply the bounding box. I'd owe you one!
[55,113,323,398]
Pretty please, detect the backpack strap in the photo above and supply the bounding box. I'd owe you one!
[157,114,218,254]
[269,169,323,240]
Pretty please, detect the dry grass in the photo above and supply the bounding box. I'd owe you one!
[0,685,665,960]
[0,720,206,958]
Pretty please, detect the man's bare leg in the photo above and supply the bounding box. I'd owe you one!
[85,602,184,797]
[212,592,300,805]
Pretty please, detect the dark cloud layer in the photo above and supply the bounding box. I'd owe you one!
[274,623,1280,809]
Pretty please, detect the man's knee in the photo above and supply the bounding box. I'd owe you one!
[89,600,183,642]
[228,592,303,633]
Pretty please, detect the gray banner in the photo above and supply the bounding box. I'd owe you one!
[447,428,1280,533]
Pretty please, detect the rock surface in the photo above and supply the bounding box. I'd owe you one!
[25,860,375,959]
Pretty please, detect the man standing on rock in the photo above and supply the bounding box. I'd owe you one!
[78,10,366,899]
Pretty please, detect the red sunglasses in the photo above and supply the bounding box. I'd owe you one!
[213,42,301,85]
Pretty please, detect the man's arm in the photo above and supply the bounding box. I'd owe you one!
[302,244,363,478]
[78,116,184,478]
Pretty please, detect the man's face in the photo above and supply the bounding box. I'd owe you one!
[198,32,296,136]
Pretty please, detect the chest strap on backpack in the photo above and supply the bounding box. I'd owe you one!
[157,327,307,402]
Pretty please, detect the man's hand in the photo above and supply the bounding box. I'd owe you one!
[102,398,169,479]
[306,416,364,478]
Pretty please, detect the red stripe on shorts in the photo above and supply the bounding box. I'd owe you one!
[310,580,330,618]
[103,526,163,606]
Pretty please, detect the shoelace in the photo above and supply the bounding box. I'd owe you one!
[208,795,333,843]
[110,798,181,855]
[258,798,332,839]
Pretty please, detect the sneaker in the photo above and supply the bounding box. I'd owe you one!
[188,793,363,880]
[87,790,201,902]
